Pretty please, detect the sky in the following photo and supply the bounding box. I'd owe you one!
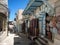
[8,0,29,21]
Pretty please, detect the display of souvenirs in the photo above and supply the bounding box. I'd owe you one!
[22,22,26,33]
[46,13,52,40]
[28,18,39,40]
[52,17,57,27]
[56,16,60,34]
[52,16,60,35]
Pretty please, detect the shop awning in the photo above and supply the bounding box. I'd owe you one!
[23,0,55,16]
[22,0,43,15]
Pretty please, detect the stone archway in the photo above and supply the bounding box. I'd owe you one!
[0,12,6,34]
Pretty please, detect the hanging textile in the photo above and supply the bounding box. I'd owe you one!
[22,22,26,33]
[29,18,39,36]
[46,13,52,39]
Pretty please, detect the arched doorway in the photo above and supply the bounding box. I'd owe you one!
[0,12,6,35]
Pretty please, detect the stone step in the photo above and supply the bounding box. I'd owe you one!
[38,38,46,45]
[36,38,46,45]
[35,35,48,45]
[35,39,41,45]
[38,36,48,43]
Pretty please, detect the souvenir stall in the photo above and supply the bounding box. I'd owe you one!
[28,18,39,40]
[45,13,52,40]
[22,21,26,33]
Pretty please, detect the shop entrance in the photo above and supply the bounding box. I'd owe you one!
[0,13,6,35]
[28,18,39,40]
[39,13,52,40]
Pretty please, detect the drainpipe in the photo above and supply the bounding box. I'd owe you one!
[41,0,55,15]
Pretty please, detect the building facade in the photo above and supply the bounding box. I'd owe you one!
[22,0,60,45]
[0,0,9,42]
[16,9,23,33]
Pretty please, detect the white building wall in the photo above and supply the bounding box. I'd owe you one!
[0,0,8,7]
[48,0,57,8]
[18,9,23,20]
[0,0,8,42]
[9,25,14,29]
[16,9,24,32]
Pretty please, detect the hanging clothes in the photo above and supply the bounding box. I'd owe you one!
[22,22,26,33]
[46,13,52,39]
[29,18,39,36]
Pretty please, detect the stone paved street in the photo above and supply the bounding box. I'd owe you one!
[14,33,38,45]
[0,33,38,45]
[0,33,15,45]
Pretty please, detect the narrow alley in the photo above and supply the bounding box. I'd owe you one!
[0,0,60,45]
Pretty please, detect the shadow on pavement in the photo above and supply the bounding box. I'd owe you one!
[14,36,38,45]
[29,41,38,45]
[14,37,21,45]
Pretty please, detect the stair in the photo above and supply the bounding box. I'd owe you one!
[35,35,48,45]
